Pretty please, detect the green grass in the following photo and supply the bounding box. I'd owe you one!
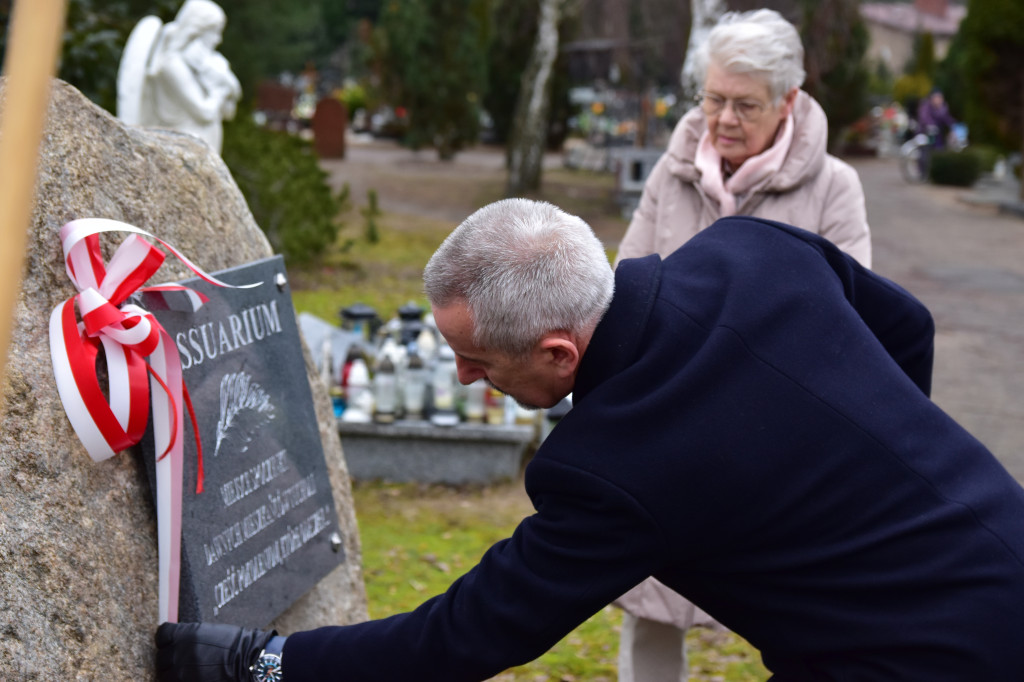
[288,210,454,324]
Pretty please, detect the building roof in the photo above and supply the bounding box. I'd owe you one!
[860,2,967,38]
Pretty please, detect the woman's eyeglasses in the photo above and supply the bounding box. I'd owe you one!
[695,92,768,122]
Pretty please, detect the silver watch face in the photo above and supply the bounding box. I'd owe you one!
[251,652,283,682]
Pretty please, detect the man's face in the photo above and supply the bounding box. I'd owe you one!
[431,300,570,410]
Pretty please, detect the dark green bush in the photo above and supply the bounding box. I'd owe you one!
[929,150,983,187]
[966,144,1003,174]
[222,113,348,263]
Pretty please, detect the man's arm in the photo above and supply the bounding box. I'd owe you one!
[278,460,660,681]
[156,462,661,682]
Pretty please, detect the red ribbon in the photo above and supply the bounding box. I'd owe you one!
[49,218,257,622]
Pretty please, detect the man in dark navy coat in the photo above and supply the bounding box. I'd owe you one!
[157,199,1024,681]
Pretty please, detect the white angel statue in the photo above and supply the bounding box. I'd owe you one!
[117,0,242,153]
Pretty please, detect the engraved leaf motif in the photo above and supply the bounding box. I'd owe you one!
[214,371,276,457]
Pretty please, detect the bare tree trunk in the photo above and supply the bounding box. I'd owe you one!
[636,91,650,148]
[506,0,566,196]
[680,0,725,99]
[1020,69,1024,202]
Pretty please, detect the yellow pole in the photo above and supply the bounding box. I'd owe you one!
[0,0,68,402]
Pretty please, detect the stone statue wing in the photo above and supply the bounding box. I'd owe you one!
[116,16,163,125]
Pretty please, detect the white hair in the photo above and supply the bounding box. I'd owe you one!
[693,9,805,103]
[424,199,614,357]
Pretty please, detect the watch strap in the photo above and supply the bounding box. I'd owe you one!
[264,635,287,657]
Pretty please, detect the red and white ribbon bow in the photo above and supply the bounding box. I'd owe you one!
[48,218,257,623]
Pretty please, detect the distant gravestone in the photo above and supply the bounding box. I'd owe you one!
[139,256,345,626]
[0,79,367,679]
[312,97,347,159]
[256,80,296,131]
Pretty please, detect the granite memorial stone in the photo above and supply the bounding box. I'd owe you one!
[0,79,366,679]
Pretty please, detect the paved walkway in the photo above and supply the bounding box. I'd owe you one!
[851,157,1024,480]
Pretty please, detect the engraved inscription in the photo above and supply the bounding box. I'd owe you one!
[214,505,334,613]
[219,450,289,507]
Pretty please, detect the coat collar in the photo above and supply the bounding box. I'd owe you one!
[574,254,662,403]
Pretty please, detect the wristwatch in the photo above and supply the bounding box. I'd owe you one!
[250,635,287,682]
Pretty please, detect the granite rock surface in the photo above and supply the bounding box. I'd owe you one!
[0,79,367,679]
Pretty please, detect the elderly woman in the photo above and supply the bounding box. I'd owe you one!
[614,9,871,681]
[616,9,871,268]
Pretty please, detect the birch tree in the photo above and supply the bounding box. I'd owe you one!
[505,0,568,196]
[680,0,725,99]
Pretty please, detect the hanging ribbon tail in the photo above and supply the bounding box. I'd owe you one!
[145,336,204,493]
[146,362,180,461]
[149,331,184,624]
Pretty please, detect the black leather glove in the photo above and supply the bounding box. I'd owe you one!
[155,622,276,682]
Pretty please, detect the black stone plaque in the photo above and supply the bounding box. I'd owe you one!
[138,256,344,627]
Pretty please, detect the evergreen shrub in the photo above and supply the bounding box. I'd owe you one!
[222,112,347,263]
[967,144,1002,174]
[929,150,983,186]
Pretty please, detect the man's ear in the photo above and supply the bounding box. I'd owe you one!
[538,333,581,378]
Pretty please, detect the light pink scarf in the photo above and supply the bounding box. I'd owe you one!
[695,114,794,216]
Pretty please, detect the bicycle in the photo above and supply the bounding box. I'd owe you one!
[899,122,968,183]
